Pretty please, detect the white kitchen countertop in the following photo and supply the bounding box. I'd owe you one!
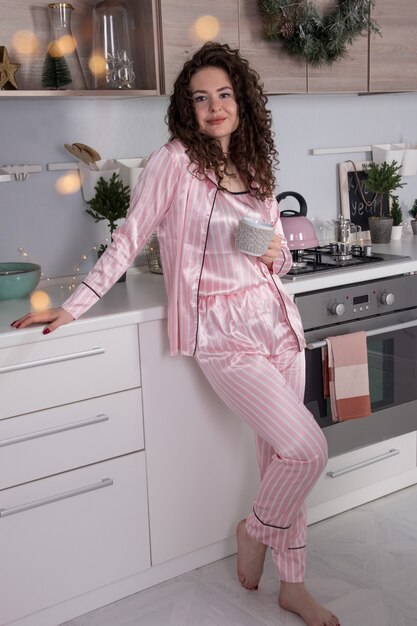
[1,236,417,348]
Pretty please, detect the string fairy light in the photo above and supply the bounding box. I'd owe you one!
[18,238,110,292]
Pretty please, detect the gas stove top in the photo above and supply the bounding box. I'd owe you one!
[284,244,410,279]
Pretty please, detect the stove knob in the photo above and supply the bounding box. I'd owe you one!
[329,302,346,317]
[380,292,395,306]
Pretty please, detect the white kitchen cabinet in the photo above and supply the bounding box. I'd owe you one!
[0,388,144,490]
[307,431,417,523]
[0,324,140,418]
[139,318,260,565]
[0,322,149,625]
[0,453,150,625]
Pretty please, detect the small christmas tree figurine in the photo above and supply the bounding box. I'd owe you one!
[42,42,72,89]
[86,173,131,253]
[390,195,403,226]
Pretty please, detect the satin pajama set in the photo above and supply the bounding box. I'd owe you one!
[62,140,328,584]
[195,190,328,583]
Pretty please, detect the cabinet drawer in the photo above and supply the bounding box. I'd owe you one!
[0,325,140,419]
[307,432,417,508]
[0,452,150,625]
[0,388,144,490]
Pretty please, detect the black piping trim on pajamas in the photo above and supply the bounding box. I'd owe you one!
[193,186,219,356]
[288,545,306,550]
[82,282,101,299]
[252,507,291,530]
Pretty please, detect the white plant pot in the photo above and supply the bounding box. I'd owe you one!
[390,224,403,240]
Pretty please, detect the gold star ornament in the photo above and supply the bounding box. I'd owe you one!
[0,46,21,90]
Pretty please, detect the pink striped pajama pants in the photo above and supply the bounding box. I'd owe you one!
[195,282,328,583]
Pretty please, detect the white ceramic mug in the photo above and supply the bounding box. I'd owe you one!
[235,217,275,256]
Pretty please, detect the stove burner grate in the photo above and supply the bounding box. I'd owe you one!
[287,245,384,276]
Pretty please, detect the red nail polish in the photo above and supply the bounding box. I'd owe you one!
[43,328,51,335]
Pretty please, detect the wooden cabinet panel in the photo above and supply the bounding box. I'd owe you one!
[238,0,306,94]
[370,0,417,92]
[307,0,368,93]
[159,0,239,95]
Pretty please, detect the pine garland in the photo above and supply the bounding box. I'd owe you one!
[258,0,380,66]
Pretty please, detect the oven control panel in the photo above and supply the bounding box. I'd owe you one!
[294,274,417,331]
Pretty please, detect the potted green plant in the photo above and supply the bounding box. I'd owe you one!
[409,199,417,236]
[362,160,406,243]
[86,172,130,280]
[389,195,403,240]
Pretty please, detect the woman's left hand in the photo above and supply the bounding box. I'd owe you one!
[259,234,282,270]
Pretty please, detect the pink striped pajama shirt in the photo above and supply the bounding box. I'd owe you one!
[62,140,327,582]
[195,190,328,583]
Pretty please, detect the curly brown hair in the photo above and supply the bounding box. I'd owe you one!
[166,42,279,200]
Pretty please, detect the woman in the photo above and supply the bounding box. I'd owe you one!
[11,42,339,626]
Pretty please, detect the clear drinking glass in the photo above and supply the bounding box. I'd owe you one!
[42,2,87,90]
[92,0,136,89]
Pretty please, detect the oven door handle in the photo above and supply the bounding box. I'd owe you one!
[306,318,417,350]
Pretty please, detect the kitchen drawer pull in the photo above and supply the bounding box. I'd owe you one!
[326,448,400,478]
[0,414,109,448]
[0,477,113,518]
[0,347,105,374]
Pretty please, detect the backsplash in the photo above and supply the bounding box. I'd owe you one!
[1,92,417,279]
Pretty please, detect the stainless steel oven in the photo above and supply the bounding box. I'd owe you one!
[294,273,417,457]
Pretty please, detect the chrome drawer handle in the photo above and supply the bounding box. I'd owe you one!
[0,414,109,448]
[0,478,113,518]
[0,347,105,374]
[306,319,417,350]
[326,448,400,478]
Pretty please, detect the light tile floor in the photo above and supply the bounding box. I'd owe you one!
[63,483,417,626]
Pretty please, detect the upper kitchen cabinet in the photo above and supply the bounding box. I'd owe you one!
[238,0,306,94]
[158,0,239,95]
[307,0,368,93]
[0,0,160,97]
[370,0,417,92]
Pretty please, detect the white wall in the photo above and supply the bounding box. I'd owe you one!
[1,92,417,278]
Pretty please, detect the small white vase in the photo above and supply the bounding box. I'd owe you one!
[391,224,403,240]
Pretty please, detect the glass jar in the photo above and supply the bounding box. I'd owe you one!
[42,3,87,90]
[92,0,136,89]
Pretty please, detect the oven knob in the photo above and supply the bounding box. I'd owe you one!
[329,302,346,317]
[380,292,395,306]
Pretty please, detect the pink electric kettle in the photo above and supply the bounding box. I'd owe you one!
[276,191,318,250]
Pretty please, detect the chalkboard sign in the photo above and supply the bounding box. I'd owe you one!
[338,161,390,238]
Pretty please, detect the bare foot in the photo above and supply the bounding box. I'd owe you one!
[236,519,267,590]
[279,581,340,626]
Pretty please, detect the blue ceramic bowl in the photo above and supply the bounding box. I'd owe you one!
[0,262,41,300]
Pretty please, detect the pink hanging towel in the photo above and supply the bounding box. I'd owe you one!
[322,331,371,422]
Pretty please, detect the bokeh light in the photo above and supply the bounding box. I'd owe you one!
[55,171,81,195]
[12,30,39,55]
[193,15,220,41]
[47,35,76,58]
[89,53,106,76]
[31,290,51,312]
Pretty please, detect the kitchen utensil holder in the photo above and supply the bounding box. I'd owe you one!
[115,157,148,191]
[145,233,163,274]
[79,160,120,202]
